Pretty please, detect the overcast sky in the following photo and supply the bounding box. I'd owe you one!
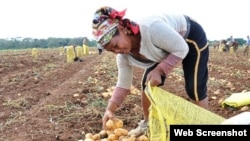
[0,0,249,41]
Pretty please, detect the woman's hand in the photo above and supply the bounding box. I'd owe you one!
[146,66,164,87]
[102,109,115,129]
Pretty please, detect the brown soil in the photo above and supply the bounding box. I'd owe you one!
[0,48,249,141]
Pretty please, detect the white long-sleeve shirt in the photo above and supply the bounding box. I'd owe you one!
[116,14,189,89]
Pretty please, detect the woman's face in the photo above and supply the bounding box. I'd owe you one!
[103,27,132,54]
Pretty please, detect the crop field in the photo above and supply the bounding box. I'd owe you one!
[0,47,249,140]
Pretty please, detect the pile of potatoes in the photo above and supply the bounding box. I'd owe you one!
[83,118,149,141]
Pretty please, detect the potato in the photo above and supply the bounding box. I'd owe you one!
[107,133,118,140]
[136,135,149,141]
[92,133,101,140]
[85,133,93,139]
[106,130,114,136]
[84,138,94,141]
[105,118,123,130]
[119,134,136,141]
[114,128,128,137]
[119,135,127,140]
[100,139,110,141]
[113,118,123,128]
[99,130,108,138]
[128,135,136,141]
[106,119,115,130]
[119,136,129,141]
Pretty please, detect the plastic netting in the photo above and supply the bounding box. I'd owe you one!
[145,83,226,141]
[66,46,75,63]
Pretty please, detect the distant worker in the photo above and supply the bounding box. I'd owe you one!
[64,46,68,54]
[97,43,103,55]
[227,35,234,46]
[244,35,250,56]
[230,35,234,42]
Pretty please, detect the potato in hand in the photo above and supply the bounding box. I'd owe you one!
[105,118,123,130]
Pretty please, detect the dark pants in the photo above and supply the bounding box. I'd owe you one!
[98,49,103,55]
[142,17,208,102]
[183,17,208,101]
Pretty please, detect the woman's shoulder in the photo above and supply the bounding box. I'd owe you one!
[140,14,184,28]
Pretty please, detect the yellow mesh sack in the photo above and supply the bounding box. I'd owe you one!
[66,46,75,63]
[31,48,38,58]
[219,44,224,52]
[229,46,234,53]
[222,91,250,108]
[145,83,225,141]
[83,44,89,55]
[76,46,83,58]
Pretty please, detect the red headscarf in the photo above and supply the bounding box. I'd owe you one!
[92,6,139,47]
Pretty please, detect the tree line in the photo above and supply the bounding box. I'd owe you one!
[0,37,246,50]
[0,37,97,50]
